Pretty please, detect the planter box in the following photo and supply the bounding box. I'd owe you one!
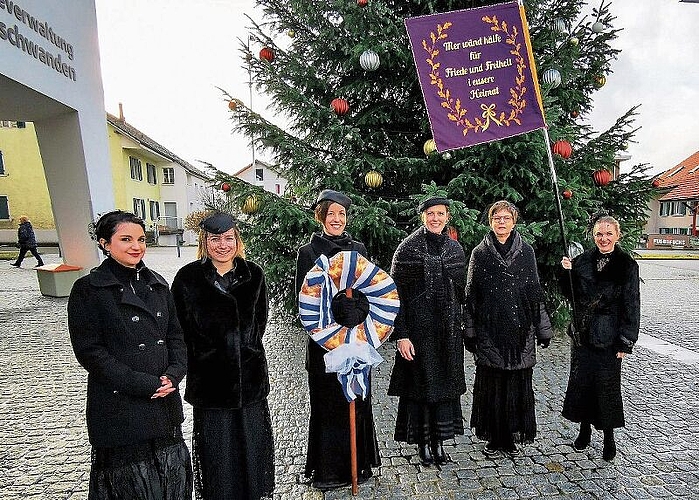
[35,264,85,298]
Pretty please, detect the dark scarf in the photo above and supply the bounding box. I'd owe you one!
[105,257,149,300]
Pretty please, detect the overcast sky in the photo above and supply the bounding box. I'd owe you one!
[95,0,699,176]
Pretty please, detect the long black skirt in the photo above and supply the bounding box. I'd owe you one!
[562,344,625,429]
[470,366,536,447]
[192,400,275,500]
[394,397,464,444]
[88,432,192,500]
[305,369,380,490]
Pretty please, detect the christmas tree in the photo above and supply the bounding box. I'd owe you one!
[215,0,654,323]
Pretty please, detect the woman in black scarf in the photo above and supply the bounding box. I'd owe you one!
[387,197,468,466]
[295,190,380,490]
[559,214,640,461]
[464,200,552,458]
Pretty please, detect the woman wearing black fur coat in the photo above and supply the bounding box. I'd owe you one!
[295,189,380,491]
[172,212,274,500]
[464,200,552,458]
[387,197,467,466]
[560,214,640,461]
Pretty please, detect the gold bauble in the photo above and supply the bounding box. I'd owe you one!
[364,170,383,189]
[423,139,437,156]
[241,195,260,214]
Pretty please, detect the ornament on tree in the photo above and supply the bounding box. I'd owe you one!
[241,195,261,214]
[569,36,579,46]
[552,139,572,159]
[541,68,562,88]
[652,178,662,188]
[591,21,605,33]
[357,0,368,6]
[562,189,573,200]
[326,12,343,27]
[570,110,579,119]
[442,152,452,160]
[359,49,380,71]
[331,98,350,116]
[447,226,458,241]
[553,18,567,34]
[287,29,296,38]
[621,142,629,151]
[592,169,612,186]
[221,182,231,192]
[228,99,243,111]
[364,170,383,189]
[260,47,275,62]
[595,75,606,88]
[423,138,437,156]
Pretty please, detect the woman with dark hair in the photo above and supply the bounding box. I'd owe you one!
[10,215,44,267]
[560,214,640,461]
[172,212,274,500]
[464,200,552,458]
[295,189,380,490]
[68,210,192,500]
[387,197,468,466]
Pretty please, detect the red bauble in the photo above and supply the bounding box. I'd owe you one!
[552,139,572,159]
[357,0,368,5]
[592,169,612,186]
[562,189,573,200]
[259,47,275,62]
[221,182,231,192]
[570,110,579,118]
[331,97,350,116]
[447,226,458,241]
[652,178,661,188]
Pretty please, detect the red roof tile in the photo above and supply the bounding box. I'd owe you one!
[654,150,699,201]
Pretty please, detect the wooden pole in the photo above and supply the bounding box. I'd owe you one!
[345,287,359,495]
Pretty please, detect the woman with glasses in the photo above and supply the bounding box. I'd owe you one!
[559,214,640,461]
[464,200,552,458]
[387,196,468,466]
[172,212,274,500]
[295,189,380,491]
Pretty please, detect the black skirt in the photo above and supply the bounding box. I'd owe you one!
[470,366,536,447]
[88,431,192,500]
[192,400,275,500]
[393,397,464,444]
[562,344,625,429]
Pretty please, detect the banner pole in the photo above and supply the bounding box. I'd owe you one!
[345,287,359,495]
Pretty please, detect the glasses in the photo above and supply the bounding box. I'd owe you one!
[207,236,237,245]
[492,215,513,222]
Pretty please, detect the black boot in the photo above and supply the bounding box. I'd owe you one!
[431,440,447,464]
[602,429,616,461]
[574,422,591,450]
[418,443,433,465]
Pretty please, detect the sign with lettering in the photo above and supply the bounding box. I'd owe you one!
[405,1,545,151]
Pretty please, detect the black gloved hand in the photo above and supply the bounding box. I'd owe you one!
[537,338,550,349]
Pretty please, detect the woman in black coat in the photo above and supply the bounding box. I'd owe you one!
[68,210,192,500]
[560,214,640,461]
[464,200,552,458]
[171,212,274,500]
[10,215,44,267]
[387,197,467,466]
[295,189,380,491]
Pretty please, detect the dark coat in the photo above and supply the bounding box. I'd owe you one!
[172,257,270,409]
[17,221,38,247]
[295,232,368,373]
[387,227,468,402]
[559,245,640,351]
[68,259,187,448]
[464,231,552,370]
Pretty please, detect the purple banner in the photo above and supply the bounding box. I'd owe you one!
[405,1,545,152]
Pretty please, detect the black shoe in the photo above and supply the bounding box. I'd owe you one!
[574,422,592,450]
[483,443,500,458]
[602,429,616,461]
[504,444,522,457]
[10,262,20,267]
[431,440,447,464]
[418,443,434,465]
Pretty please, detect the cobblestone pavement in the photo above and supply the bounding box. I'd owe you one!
[1,248,698,499]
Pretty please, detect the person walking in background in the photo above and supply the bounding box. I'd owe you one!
[464,200,552,458]
[387,197,468,466]
[68,210,192,500]
[172,212,274,500]
[295,189,380,490]
[559,213,640,461]
[10,215,44,267]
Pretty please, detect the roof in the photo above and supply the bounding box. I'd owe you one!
[233,159,277,177]
[106,113,210,180]
[653,150,699,201]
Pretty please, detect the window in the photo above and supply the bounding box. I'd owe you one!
[660,201,688,217]
[255,168,264,182]
[275,183,281,194]
[162,202,178,228]
[132,198,146,219]
[163,167,175,184]
[146,163,157,184]
[129,156,143,181]
[0,151,4,175]
[149,200,160,221]
[0,195,8,219]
